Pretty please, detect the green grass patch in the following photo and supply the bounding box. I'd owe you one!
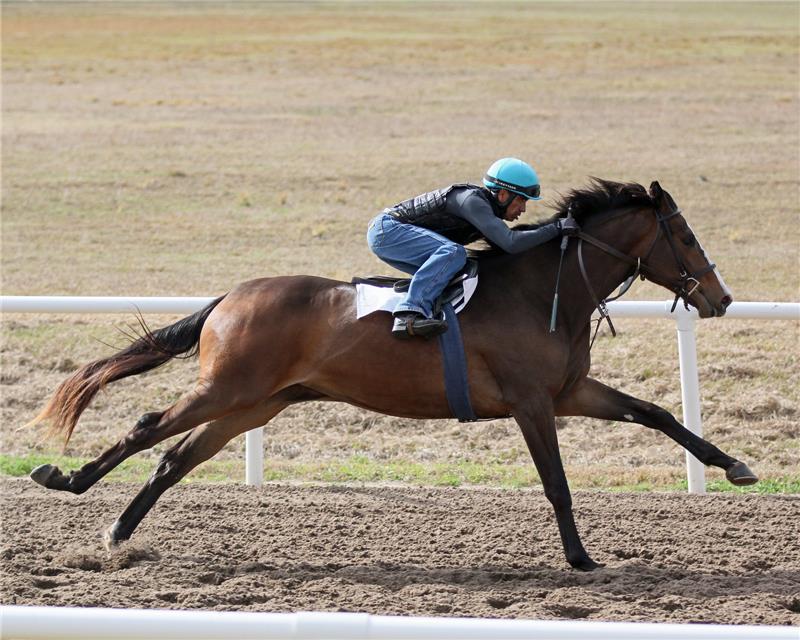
[669,477,800,495]
[263,456,542,488]
[0,453,245,484]
[2,453,799,494]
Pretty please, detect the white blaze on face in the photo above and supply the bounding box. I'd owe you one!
[687,222,732,298]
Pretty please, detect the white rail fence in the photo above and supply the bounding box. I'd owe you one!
[2,606,798,640]
[1,296,798,493]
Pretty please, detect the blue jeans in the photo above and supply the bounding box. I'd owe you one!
[367,212,467,318]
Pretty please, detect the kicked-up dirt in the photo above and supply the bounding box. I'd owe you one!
[1,478,798,625]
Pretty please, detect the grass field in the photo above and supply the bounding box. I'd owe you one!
[1,2,798,490]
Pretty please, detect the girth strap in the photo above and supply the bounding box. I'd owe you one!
[438,303,478,422]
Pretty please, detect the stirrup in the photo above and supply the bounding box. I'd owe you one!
[391,313,448,340]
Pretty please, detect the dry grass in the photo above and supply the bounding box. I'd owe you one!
[1,2,798,487]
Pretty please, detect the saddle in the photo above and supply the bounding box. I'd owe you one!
[351,259,479,317]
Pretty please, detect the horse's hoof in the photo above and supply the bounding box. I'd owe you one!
[30,464,66,490]
[569,556,603,572]
[102,522,127,552]
[726,461,758,486]
[103,527,119,552]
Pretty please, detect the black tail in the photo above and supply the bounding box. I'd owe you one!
[29,295,227,444]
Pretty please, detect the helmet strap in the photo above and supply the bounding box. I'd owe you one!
[487,188,513,215]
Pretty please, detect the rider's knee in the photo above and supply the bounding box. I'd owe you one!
[444,243,467,265]
[452,243,467,259]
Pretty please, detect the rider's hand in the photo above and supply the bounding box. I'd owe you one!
[559,217,580,237]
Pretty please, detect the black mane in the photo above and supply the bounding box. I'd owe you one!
[469,178,653,258]
[549,177,653,223]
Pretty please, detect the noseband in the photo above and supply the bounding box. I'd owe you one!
[574,207,717,346]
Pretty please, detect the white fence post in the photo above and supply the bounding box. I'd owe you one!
[245,428,264,487]
[674,308,706,495]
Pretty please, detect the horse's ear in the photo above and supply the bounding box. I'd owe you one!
[649,181,663,201]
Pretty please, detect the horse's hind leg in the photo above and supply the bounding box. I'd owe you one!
[30,386,233,495]
[555,377,757,485]
[103,392,300,547]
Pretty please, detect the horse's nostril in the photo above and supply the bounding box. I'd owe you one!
[721,295,733,309]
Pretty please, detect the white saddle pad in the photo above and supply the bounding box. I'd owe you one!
[356,274,478,319]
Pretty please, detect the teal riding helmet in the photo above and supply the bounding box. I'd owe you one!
[483,157,541,200]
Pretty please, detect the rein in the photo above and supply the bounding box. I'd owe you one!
[555,207,716,348]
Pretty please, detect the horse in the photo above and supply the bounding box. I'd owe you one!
[27,179,757,571]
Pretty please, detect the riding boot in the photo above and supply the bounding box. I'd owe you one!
[391,312,448,340]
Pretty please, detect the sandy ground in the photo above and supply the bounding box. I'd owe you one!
[1,478,798,625]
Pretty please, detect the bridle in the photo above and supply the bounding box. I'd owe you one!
[574,206,717,347]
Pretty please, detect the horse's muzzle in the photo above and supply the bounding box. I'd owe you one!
[710,294,733,318]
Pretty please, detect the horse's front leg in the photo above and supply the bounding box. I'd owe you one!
[555,377,757,485]
[513,396,600,571]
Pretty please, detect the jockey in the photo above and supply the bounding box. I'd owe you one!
[367,157,581,339]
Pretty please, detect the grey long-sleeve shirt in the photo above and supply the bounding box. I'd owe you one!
[448,187,559,253]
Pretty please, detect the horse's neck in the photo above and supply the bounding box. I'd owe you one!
[502,236,638,329]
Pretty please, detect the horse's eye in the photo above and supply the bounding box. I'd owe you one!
[682,234,695,247]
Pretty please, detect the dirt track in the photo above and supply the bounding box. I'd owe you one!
[1,478,798,625]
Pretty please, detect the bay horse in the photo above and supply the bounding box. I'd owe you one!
[28,179,757,571]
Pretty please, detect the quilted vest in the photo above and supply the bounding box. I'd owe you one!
[388,184,502,245]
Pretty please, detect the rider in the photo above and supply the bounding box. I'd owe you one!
[367,157,581,339]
